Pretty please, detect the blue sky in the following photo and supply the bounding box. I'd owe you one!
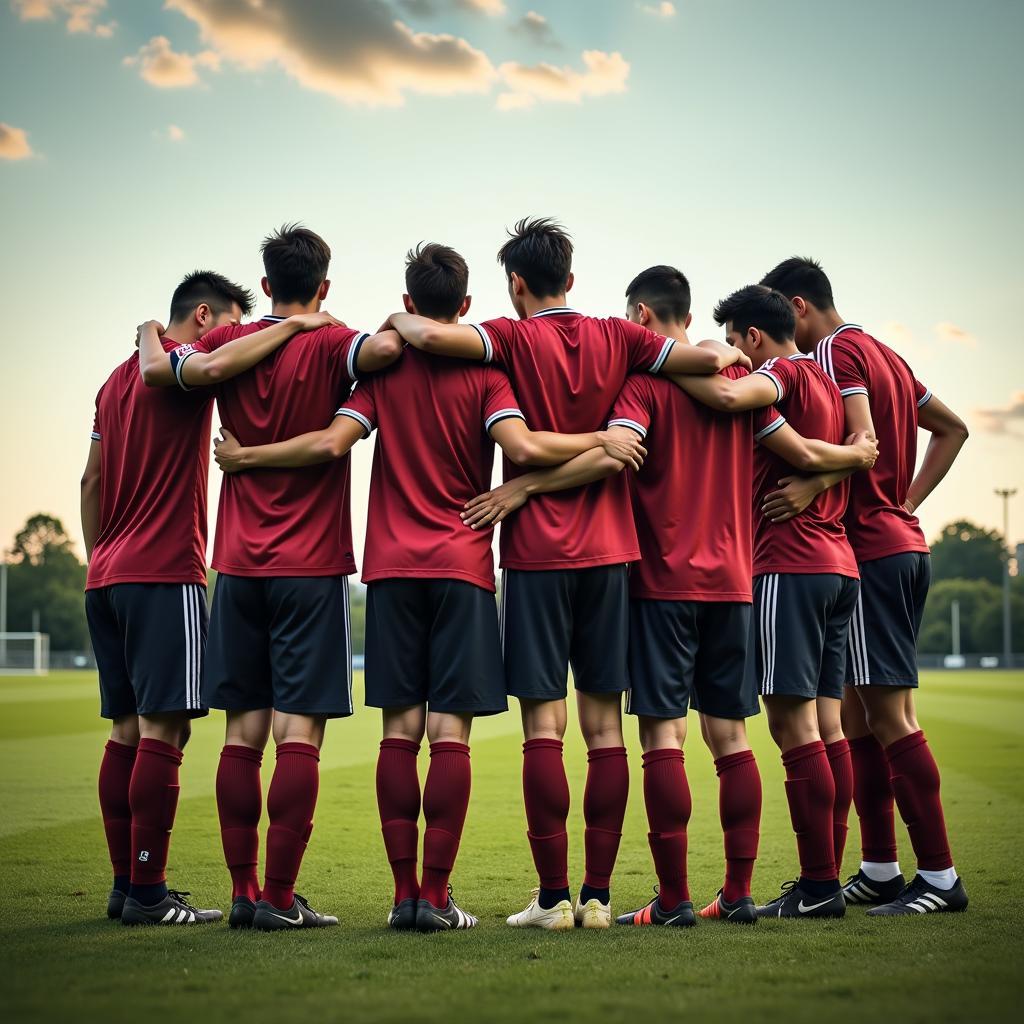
[1,0,1022,563]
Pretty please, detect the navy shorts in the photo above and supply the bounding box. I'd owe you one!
[86,583,208,720]
[626,599,759,720]
[754,572,860,700]
[364,579,507,716]
[205,574,353,718]
[500,565,629,701]
[847,551,930,688]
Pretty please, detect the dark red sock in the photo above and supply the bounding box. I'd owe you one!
[826,738,854,873]
[128,738,183,886]
[715,749,761,902]
[642,748,690,906]
[781,740,837,882]
[262,742,319,910]
[421,742,472,908]
[583,746,629,891]
[98,739,137,880]
[376,738,421,905]
[849,733,898,863]
[885,731,953,870]
[216,744,263,901]
[523,739,570,890]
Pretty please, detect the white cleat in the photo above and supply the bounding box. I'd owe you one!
[573,895,611,929]
[506,889,575,931]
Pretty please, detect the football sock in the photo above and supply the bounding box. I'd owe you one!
[826,738,854,873]
[919,867,958,890]
[781,740,837,883]
[848,733,899,864]
[642,748,691,907]
[216,744,263,902]
[522,739,571,899]
[715,749,761,902]
[860,860,902,882]
[885,730,954,872]
[128,738,183,904]
[262,742,319,911]
[376,738,421,905]
[583,746,628,893]
[98,739,137,885]
[420,741,471,908]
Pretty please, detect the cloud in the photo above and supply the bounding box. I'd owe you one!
[511,11,560,49]
[497,50,630,110]
[641,2,676,16]
[166,124,185,142]
[123,35,220,89]
[880,321,916,352]
[11,0,115,36]
[0,122,34,160]
[934,321,978,348]
[457,0,506,13]
[975,392,1024,437]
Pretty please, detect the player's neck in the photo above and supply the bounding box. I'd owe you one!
[816,308,845,335]
[270,299,320,318]
[521,293,569,318]
[648,318,689,342]
[164,318,201,345]
[770,340,800,362]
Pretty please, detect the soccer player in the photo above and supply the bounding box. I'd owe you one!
[463,270,876,927]
[84,270,334,926]
[212,243,646,932]
[383,219,748,929]
[760,257,970,916]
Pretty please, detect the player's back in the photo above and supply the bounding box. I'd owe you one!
[88,343,212,589]
[816,325,930,562]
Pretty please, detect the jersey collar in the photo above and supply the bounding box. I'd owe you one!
[788,352,814,361]
[530,306,577,318]
[260,314,287,322]
[819,322,863,345]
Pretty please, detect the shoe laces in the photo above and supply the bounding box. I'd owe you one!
[167,890,197,911]
[293,894,312,911]
[892,876,925,904]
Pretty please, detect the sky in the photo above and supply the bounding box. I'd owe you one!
[1,0,1022,568]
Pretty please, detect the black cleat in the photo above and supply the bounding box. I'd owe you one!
[121,890,223,926]
[252,893,338,931]
[415,888,478,932]
[867,874,968,916]
[229,896,257,930]
[698,890,757,924]
[388,897,418,931]
[107,889,127,920]
[615,890,696,927]
[842,870,906,906]
[755,880,845,919]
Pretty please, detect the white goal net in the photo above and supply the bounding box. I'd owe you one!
[0,632,50,675]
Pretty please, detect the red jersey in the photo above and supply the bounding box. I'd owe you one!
[609,368,780,602]
[183,316,367,577]
[470,308,677,570]
[338,349,523,592]
[86,338,212,589]
[815,324,931,563]
[752,354,858,578]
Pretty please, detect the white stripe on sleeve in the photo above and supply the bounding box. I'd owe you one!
[485,408,526,432]
[607,417,647,439]
[334,408,373,437]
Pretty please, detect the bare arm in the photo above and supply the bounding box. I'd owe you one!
[668,369,779,412]
[80,440,102,560]
[659,338,749,375]
[489,418,646,468]
[387,312,488,361]
[760,423,878,473]
[842,392,876,439]
[355,330,403,373]
[213,418,366,473]
[906,394,969,513]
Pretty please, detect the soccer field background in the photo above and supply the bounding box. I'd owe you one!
[1,671,1020,1023]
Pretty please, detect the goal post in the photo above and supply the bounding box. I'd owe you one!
[0,632,50,675]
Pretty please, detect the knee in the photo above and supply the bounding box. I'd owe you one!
[581,718,624,750]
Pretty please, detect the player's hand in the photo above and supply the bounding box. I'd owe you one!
[847,430,879,468]
[289,311,345,332]
[761,475,821,523]
[213,427,246,473]
[461,482,529,529]
[134,320,165,349]
[596,429,646,471]
[376,313,397,334]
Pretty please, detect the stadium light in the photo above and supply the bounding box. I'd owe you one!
[995,488,1017,667]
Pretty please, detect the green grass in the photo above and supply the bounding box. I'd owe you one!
[1,671,1021,1023]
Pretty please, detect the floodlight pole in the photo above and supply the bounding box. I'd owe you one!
[995,488,1017,667]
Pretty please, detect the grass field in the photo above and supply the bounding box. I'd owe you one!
[1,670,1021,1024]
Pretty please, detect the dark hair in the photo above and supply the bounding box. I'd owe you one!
[496,217,573,298]
[260,223,331,304]
[625,265,691,323]
[759,256,835,311]
[713,285,796,342]
[404,242,469,319]
[168,270,254,323]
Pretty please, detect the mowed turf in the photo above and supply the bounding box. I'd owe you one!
[1,671,1021,1024]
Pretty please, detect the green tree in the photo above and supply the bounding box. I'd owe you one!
[929,520,1006,585]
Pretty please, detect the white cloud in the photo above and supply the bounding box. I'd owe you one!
[934,321,978,348]
[976,392,1024,437]
[511,10,560,49]
[167,124,185,142]
[11,0,115,36]
[123,36,220,89]
[641,2,676,17]
[0,122,34,160]
[498,50,630,109]
[880,321,917,354]
[458,0,506,14]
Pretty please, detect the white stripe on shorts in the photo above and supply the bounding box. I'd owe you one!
[759,574,779,695]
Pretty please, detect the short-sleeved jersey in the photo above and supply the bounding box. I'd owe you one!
[469,308,676,570]
[337,348,524,592]
[608,367,781,602]
[815,324,931,563]
[181,316,367,577]
[751,353,859,578]
[86,338,212,589]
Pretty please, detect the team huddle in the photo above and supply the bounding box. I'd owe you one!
[81,219,970,933]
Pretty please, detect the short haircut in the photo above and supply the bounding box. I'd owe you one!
[168,270,254,323]
[713,285,796,342]
[625,265,691,323]
[496,217,573,298]
[405,242,469,319]
[260,223,331,305]
[760,256,835,311]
